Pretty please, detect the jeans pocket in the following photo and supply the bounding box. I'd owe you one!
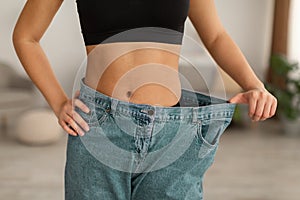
[196,118,231,158]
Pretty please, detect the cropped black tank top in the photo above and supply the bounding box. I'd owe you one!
[75,0,190,45]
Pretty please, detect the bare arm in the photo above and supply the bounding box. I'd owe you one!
[13,0,66,116]
[13,0,89,135]
[188,0,277,121]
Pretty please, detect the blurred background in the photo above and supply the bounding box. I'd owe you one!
[0,0,299,199]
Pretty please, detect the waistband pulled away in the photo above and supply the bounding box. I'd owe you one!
[78,78,236,123]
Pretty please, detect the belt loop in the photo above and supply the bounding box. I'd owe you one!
[110,99,119,115]
[192,107,198,123]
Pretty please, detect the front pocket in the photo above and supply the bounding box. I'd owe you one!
[196,118,231,158]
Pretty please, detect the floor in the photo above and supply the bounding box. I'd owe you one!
[0,120,300,200]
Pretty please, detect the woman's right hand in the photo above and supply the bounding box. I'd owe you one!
[57,91,90,136]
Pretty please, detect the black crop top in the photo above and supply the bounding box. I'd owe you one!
[75,0,190,45]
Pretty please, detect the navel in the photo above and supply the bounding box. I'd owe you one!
[126,91,132,98]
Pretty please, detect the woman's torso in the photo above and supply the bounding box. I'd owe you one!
[76,0,190,106]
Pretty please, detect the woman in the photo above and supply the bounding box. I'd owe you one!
[13,0,277,199]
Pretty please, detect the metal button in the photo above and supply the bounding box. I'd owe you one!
[147,109,154,115]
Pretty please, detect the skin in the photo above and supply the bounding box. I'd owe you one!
[84,42,182,106]
[12,0,277,137]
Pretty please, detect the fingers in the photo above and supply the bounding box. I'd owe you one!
[229,93,247,104]
[58,97,91,136]
[71,110,90,132]
[59,118,78,136]
[59,111,85,136]
[245,90,277,122]
[73,98,90,113]
[65,113,86,136]
[64,123,78,136]
[248,92,258,120]
[270,98,277,117]
[252,97,265,121]
[72,91,90,114]
[259,101,271,121]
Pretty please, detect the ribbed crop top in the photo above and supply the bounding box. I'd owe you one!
[75,0,190,45]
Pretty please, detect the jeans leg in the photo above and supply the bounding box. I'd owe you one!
[130,120,219,200]
[64,134,132,200]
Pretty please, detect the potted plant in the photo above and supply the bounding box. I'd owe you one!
[266,54,300,136]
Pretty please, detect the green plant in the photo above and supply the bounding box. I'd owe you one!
[266,54,300,120]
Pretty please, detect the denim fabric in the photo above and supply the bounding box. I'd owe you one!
[64,78,236,200]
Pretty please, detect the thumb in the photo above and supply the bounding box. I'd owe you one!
[229,92,248,104]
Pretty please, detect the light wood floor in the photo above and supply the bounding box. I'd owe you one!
[0,120,299,200]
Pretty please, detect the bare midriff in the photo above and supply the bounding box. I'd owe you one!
[84,42,182,107]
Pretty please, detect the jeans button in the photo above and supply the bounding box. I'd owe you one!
[147,109,154,115]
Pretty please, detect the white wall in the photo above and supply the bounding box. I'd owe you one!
[0,0,85,105]
[288,0,300,63]
[185,0,275,81]
[0,0,274,105]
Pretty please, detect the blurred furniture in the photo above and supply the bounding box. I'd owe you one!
[267,0,291,83]
[16,109,63,145]
[0,62,34,135]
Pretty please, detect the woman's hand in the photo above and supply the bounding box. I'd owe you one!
[229,88,277,122]
[57,91,90,136]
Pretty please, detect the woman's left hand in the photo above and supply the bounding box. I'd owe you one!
[229,88,277,121]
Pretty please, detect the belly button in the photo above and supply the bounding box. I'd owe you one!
[126,91,132,98]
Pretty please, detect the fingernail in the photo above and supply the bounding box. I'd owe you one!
[83,125,89,132]
[80,131,85,136]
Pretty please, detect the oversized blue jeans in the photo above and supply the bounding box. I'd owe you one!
[64,78,236,199]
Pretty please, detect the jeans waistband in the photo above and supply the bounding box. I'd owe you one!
[78,78,236,123]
